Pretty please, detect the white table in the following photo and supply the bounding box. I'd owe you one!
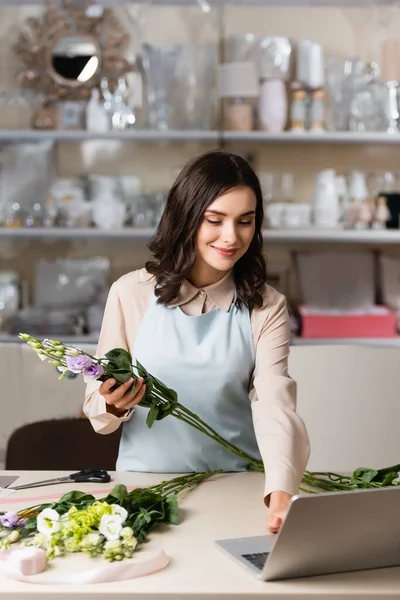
[0,470,399,599]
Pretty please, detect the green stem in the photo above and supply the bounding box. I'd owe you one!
[174,404,264,471]
[149,470,222,496]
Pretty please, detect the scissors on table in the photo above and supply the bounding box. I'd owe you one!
[8,469,111,491]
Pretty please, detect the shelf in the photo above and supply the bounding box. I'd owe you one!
[0,130,220,143]
[2,333,399,347]
[2,130,400,145]
[6,0,398,5]
[222,131,400,144]
[292,337,400,347]
[0,227,155,239]
[0,333,98,345]
[263,228,400,243]
[1,227,400,243]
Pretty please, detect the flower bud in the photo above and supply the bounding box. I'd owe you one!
[48,360,63,367]
[65,348,79,357]
[52,351,65,358]
[18,333,31,340]
[27,341,42,349]
[8,530,20,543]
[49,340,62,346]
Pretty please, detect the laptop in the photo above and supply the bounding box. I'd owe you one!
[215,486,400,581]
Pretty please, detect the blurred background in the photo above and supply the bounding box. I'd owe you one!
[1,0,400,471]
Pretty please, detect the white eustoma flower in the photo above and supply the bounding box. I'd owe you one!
[37,508,61,536]
[57,366,68,373]
[111,505,128,523]
[99,514,123,541]
[37,352,47,362]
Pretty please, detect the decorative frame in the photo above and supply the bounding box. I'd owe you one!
[13,0,134,104]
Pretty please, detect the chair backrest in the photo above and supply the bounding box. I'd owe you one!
[5,418,121,471]
[289,345,400,472]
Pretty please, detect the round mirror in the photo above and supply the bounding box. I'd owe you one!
[50,35,100,86]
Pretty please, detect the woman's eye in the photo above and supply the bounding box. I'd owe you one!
[206,219,221,225]
[238,221,253,226]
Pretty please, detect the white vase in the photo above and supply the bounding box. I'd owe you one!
[258,79,287,133]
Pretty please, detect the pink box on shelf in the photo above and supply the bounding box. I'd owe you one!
[299,305,397,338]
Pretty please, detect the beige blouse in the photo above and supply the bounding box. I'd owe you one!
[84,268,310,501]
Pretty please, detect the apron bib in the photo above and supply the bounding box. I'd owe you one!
[116,293,261,472]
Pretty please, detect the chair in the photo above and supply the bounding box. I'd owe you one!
[5,418,122,471]
[289,344,400,472]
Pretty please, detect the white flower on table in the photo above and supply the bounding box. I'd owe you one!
[111,505,128,524]
[36,508,61,536]
[99,514,123,541]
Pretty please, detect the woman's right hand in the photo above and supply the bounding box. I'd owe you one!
[100,377,146,417]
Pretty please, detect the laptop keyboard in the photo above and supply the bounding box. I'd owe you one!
[242,552,269,571]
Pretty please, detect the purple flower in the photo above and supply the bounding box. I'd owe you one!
[0,511,25,528]
[66,354,93,373]
[83,363,105,383]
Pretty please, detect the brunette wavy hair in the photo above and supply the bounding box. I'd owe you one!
[145,150,267,311]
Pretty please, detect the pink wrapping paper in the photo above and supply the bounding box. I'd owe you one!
[0,547,169,584]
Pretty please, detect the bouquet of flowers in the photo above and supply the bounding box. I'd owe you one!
[18,334,400,495]
[0,471,219,561]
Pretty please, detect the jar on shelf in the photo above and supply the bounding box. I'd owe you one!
[217,62,259,131]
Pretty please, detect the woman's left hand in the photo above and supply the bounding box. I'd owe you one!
[265,491,292,534]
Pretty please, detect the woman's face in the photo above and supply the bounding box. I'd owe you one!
[193,185,257,283]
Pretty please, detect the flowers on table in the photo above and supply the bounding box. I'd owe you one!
[0,512,26,529]
[0,472,219,561]
[18,334,400,494]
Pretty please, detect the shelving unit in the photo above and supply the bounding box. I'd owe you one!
[0,227,155,240]
[1,227,400,244]
[292,337,400,347]
[3,332,400,347]
[222,131,400,144]
[2,130,400,144]
[0,130,221,143]
[7,0,399,5]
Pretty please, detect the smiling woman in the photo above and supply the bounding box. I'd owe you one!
[83,150,310,535]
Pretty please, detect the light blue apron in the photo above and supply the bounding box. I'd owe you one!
[116,293,262,472]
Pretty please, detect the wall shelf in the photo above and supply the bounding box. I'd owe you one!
[292,337,400,347]
[6,0,399,5]
[0,130,220,143]
[0,333,99,345]
[263,228,400,243]
[222,131,400,144]
[2,333,400,347]
[2,130,400,144]
[0,227,155,239]
[1,227,400,243]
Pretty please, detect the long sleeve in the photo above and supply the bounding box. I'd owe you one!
[83,282,133,435]
[251,293,310,503]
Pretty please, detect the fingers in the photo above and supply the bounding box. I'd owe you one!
[99,378,117,396]
[113,378,145,409]
[122,384,147,410]
[101,376,146,410]
[266,514,282,534]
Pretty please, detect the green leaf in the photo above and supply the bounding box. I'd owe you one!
[23,517,38,531]
[146,405,159,428]
[135,360,148,379]
[102,484,128,505]
[58,491,96,505]
[350,468,378,485]
[381,472,399,486]
[112,370,132,383]
[166,494,179,524]
[115,355,132,371]
[139,507,152,524]
[105,348,133,363]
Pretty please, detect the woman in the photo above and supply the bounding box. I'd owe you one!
[84,150,310,534]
